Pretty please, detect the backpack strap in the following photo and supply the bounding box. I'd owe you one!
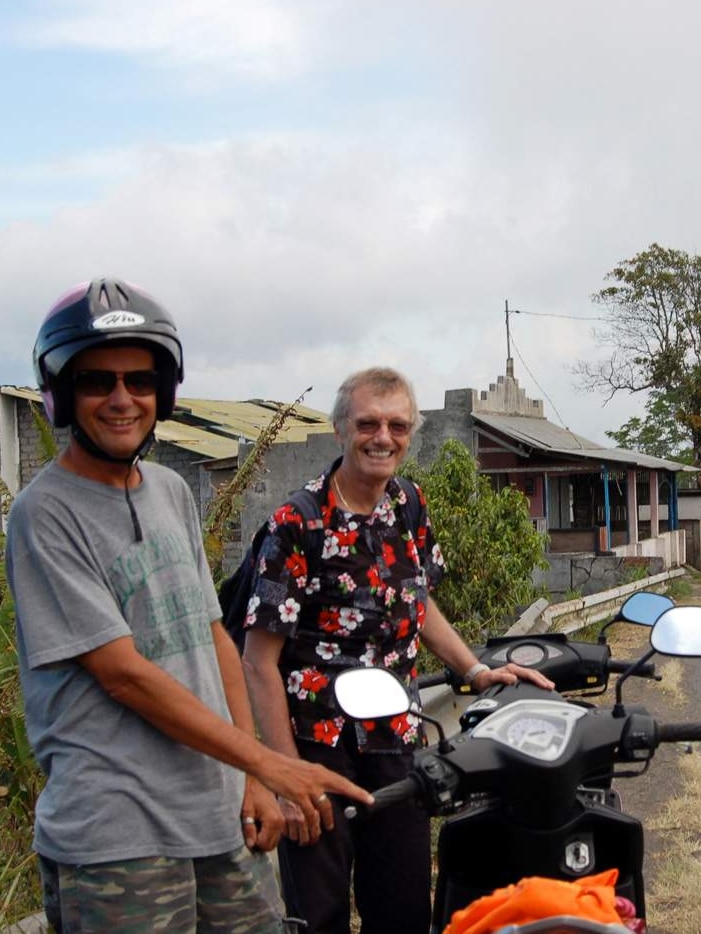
[286,488,325,580]
[395,475,422,536]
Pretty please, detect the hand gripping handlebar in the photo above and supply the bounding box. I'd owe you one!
[343,774,421,820]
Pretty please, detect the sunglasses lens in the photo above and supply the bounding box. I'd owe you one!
[74,371,116,396]
[73,370,159,397]
[353,418,411,437]
[124,371,160,395]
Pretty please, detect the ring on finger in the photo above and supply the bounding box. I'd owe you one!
[316,793,328,804]
[242,816,256,825]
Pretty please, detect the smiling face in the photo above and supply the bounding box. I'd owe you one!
[68,343,158,477]
[335,382,414,488]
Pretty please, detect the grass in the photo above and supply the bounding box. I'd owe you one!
[0,547,44,929]
[646,747,701,933]
[602,628,701,934]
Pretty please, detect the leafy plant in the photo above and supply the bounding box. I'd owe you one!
[401,439,548,667]
[29,403,59,464]
[203,387,311,581]
[0,530,44,927]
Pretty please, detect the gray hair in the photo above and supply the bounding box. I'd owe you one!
[330,366,424,435]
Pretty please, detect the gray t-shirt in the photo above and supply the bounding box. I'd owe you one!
[6,460,245,864]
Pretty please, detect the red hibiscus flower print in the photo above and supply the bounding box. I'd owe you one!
[301,668,330,694]
[382,542,396,567]
[405,538,419,564]
[390,712,419,743]
[285,551,308,579]
[274,504,304,528]
[313,718,342,746]
[335,528,359,549]
[396,617,411,640]
[367,565,382,590]
[319,608,342,633]
[390,713,412,737]
[416,524,427,549]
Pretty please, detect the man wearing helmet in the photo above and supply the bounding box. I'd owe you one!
[5,278,372,934]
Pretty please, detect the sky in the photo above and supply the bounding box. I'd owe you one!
[2,0,700,445]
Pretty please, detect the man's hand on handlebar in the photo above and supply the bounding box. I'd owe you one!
[472,663,555,693]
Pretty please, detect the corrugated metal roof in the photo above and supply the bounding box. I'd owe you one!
[153,421,242,460]
[474,413,694,472]
[0,385,41,402]
[172,397,331,445]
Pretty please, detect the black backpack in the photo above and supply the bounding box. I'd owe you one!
[218,479,421,652]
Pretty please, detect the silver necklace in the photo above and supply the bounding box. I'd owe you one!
[333,473,363,514]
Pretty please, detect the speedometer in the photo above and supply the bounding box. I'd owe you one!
[506,716,564,752]
[507,643,547,666]
[471,699,587,762]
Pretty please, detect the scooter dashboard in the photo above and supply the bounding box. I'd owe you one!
[471,699,587,762]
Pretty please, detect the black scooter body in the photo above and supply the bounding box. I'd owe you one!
[426,680,649,932]
[334,595,701,934]
[433,792,644,931]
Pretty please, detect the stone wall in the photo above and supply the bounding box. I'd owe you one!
[16,402,69,488]
[532,553,665,601]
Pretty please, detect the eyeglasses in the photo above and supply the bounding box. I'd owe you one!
[351,417,413,437]
[73,369,160,397]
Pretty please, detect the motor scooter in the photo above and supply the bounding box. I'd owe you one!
[334,595,701,933]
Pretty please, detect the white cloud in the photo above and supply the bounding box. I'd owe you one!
[4,0,701,449]
[0,127,656,443]
[19,0,310,79]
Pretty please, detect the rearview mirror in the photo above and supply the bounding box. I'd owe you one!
[650,606,701,657]
[334,668,410,720]
[618,591,674,627]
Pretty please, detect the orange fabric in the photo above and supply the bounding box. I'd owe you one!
[443,869,624,934]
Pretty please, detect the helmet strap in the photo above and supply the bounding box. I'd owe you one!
[70,423,154,543]
[70,422,155,465]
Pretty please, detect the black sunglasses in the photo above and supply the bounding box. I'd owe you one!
[73,369,161,397]
[351,417,413,438]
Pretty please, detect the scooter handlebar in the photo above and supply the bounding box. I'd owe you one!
[343,774,421,820]
[657,721,701,744]
[607,659,658,679]
[417,670,451,689]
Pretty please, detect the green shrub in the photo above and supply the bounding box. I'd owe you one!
[401,440,548,669]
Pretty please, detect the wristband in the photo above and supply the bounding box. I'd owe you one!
[464,662,490,685]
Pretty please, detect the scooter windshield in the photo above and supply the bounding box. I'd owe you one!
[470,699,587,762]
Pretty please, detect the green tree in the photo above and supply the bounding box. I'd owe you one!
[575,243,701,465]
[401,439,547,664]
[605,389,694,463]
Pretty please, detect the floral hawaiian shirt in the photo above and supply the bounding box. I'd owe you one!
[245,459,446,752]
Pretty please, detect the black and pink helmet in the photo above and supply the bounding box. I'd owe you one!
[33,278,184,427]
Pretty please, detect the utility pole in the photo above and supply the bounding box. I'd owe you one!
[505,300,522,378]
[505,298,512,360]
[505,299,521,359]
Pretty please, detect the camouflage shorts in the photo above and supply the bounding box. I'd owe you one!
[39,847,288,933]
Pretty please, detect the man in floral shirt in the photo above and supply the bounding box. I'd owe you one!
[243,367,553,934]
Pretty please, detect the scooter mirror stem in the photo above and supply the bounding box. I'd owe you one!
[419,711,453,753]
[613,647,656,718]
